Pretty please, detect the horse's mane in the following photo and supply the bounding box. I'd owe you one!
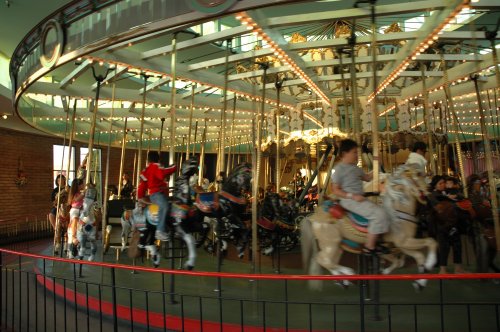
[383,164,426,225]
[222,163,252,194]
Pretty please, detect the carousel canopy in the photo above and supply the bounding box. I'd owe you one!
[9,0,500,153]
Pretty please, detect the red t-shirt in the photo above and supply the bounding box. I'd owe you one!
[137,163,176,199]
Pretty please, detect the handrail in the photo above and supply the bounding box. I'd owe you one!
[1,247,499,281]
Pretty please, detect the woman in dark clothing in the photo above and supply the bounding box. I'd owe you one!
[120,173,134,199]
[428,175,465,274]
[49,174,67,228]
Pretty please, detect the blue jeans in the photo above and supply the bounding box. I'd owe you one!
[150,192,169,233]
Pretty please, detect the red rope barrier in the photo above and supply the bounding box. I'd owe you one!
[1,247,498,281]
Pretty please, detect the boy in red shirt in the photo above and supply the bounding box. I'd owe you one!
[137,151,176,240]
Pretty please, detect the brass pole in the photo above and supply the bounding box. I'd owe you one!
[253,63,268,272]
[169,32,178,181]
[472,75,500,251]
[385,102,393,172]
[227,97,237,175]
[65,100,77,182]
[179,136,185,175]
[198,120,207,185]
[192,120,198,157]
[136,74,149,187]
[440,53,467,196]
[131,150,137,189]
[85,79,101,185]
[368,1,379,190]
[102,75,117,236]
[420,64,436,175]
[92,133,100,186]
[186,84,195,157]
[159,117,165,153]
[275,79,283,190]
[337,48,350,133]
[54,99,71,252]
[117,117,128,198]
[218,40,232,177]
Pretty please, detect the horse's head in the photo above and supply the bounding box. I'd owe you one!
[223,163,252,194]
[392,163,428,204]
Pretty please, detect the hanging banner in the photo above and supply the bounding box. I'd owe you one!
[361,104,373,133]
[321,102,340,130]
[289,104,304,139]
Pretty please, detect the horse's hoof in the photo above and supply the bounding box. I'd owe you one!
[263,246,274,256]
[412,281,425,293]
[88,255,95,262]
[185,264,194,271]
[335,280,352,289]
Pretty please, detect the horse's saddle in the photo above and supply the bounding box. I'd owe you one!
[219,190,247,205]
[258,216,297,231]
[195,192,219,213]
[327,201,369,233]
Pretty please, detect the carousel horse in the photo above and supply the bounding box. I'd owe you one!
[258,191,301,255]
[301,164,437,290]
[120,158,210,270]
[123,201,162,267]
[195,163,253,258]
[69,184,100,261]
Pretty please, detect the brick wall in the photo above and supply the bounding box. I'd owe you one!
[0,127,138,223]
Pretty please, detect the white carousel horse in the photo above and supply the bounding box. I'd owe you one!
[301,164,437,290]
[72,185,100,261]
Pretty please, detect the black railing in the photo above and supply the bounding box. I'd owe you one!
[0,248,499,332]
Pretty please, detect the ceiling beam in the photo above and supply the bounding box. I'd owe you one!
[95,49,297,105]
[228,53,478,81]
[59,59,91,89]
[187,30,488,71]
[366,1,464,96]
[139,77,170,94]
[402,53,496,99]
[91,65,129,90]
[247,9,332,101]
[266,0,448,27]
[27,81,276,115]
[181,84,213,99]
[141,25,249,60]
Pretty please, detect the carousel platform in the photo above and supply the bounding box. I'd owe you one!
[2,239,499,332]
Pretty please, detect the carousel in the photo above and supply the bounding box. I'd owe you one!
[7,0,500,330]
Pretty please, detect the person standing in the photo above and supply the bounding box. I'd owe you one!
[120,173,133,198]
[331,139,389,254]
[49,174,67,228]
[137,151,176,241]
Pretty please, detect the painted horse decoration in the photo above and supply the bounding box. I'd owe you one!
[196,162,253,258]
[120,157,209,270]
[258,191,301,255]
[67,184,101,261]
[301,164,437,290]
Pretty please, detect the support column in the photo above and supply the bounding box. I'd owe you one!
[472,75,500,252]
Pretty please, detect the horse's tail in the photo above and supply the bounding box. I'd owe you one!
[300,216,323,290]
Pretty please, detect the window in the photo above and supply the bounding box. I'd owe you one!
[53,145,76,186]
[80,147,102,181]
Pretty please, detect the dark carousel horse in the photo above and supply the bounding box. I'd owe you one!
[120,158,210,270]
[258,192,301,255]
[194,162,253,258]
